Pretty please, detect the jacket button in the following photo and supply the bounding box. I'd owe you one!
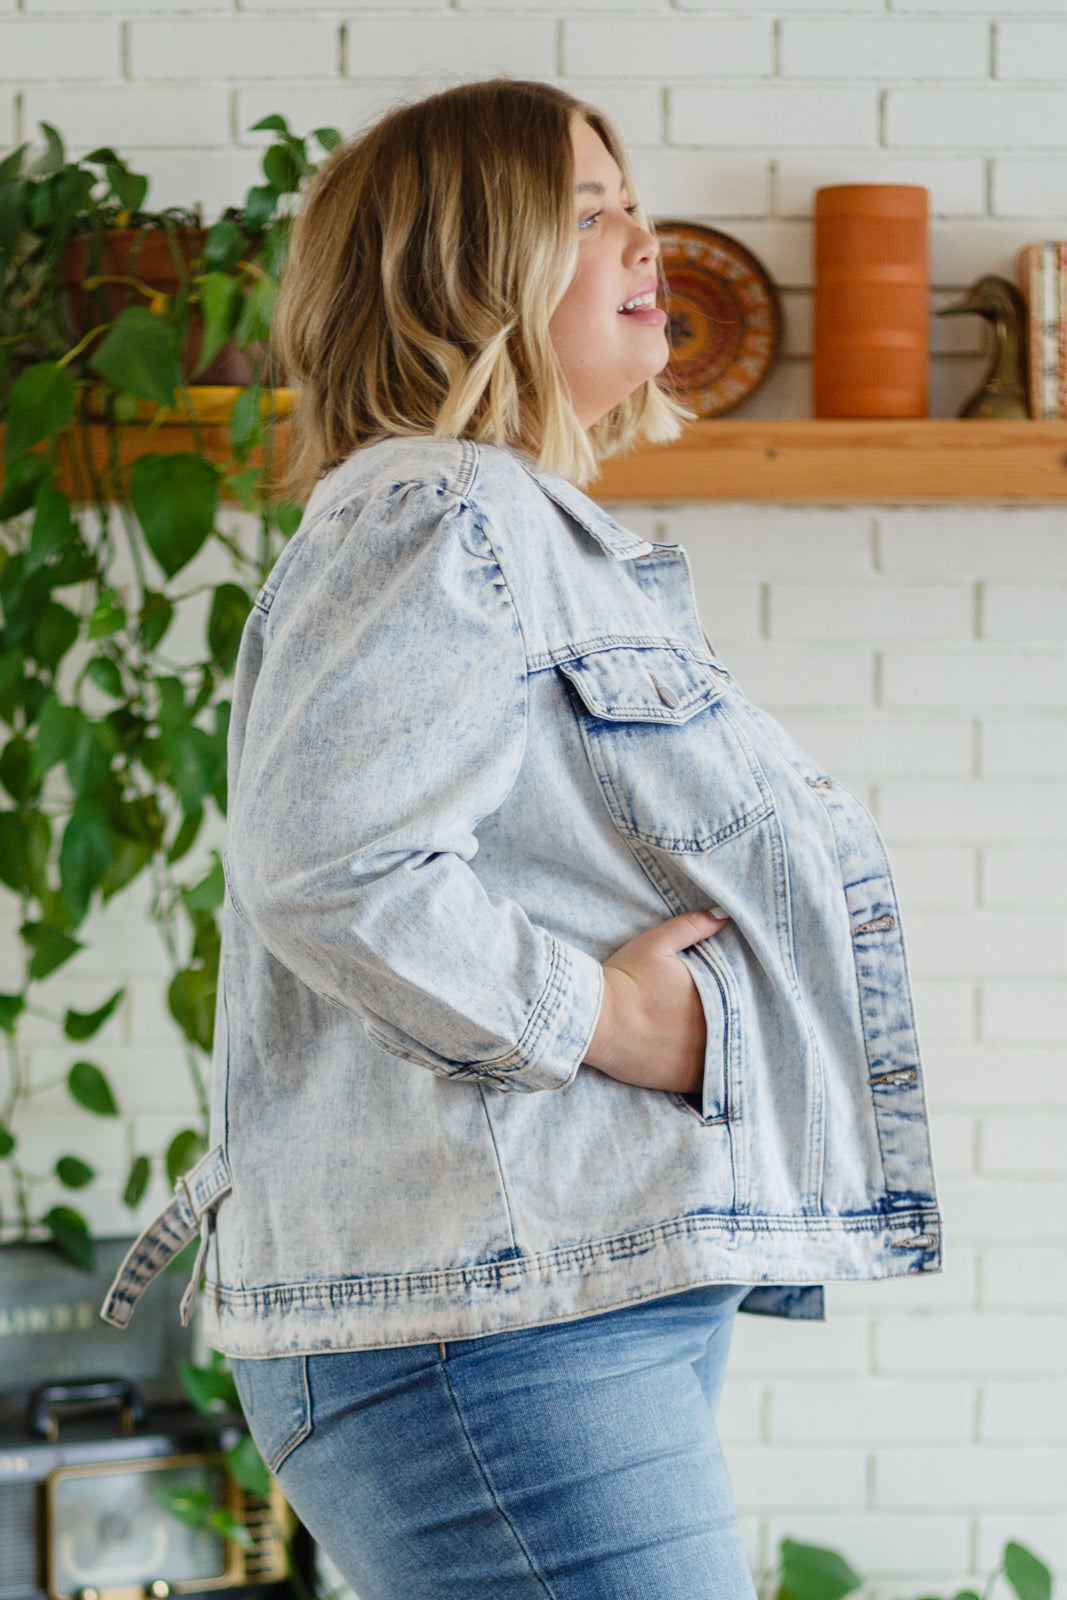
[650,673,680,708]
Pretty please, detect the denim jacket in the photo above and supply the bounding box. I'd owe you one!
[102,435,940,1352]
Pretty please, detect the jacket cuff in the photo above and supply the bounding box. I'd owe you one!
[477,938,605,1092]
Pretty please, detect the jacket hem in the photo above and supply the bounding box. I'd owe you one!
[201,1206,941,1356]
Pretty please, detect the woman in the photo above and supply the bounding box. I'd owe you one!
[104,79,941,1600]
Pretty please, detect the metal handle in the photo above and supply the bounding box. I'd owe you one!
[28,1376,146,1440]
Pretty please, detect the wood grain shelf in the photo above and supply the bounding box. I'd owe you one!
[591,420,1067,503]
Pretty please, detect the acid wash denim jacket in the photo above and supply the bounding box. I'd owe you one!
[103,434,941,1353]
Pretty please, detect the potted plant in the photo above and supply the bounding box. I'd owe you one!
[0,115,336,1267]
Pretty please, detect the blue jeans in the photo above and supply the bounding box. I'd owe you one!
[231,1284,756,1600]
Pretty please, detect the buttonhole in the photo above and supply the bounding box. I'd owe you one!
[852,914,895,936]
[891,1233,937,1249]
[870,1067,917,1087]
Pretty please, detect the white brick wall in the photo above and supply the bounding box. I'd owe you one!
[3,7,1066,1595]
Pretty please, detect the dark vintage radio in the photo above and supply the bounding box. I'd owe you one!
[0,1240,309,1600]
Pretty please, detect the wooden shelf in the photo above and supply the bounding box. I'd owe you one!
[591,420,1067,503]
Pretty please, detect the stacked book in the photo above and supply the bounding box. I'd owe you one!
[1018,241,1067,419]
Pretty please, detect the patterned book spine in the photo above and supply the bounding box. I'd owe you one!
[1018,243,1047,418]
[1058,242,1067,420]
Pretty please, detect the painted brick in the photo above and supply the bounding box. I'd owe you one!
[982,583,1067,642]
[670,87,878,151]
[992,159,1067,218]
[824,1244,975,1312]
[874,1445,1067,1511]
[884,647,1067,711]
[459,0,668,9]
[911,979,975,1044]
[983,847,1067,909]
[781,19,987,81]
[563,17,769,79]
[997,23,1067,83]
[27,1044,200,1116]
[770,718,972,780]
[23,87,228,149]
[129,18,337,80]
[769,1379,972,1444]
[726,358,812,418]
[888,88,1067,150]
[131,151,262,215]
[24,0,223,10]
[903,911,1067,979]
[878,780,1067,844]
[0,20,118,79]
[874,1313,1067,1377]
[691,582,763,645]
[536,84,665,148]
[716,1380,764,1445]
[244,0,444,8]
[879,509,1067,577]
[341,18,555,80]
[776,155,984,219]
[891,846,976,909]
[980,1112,1067,1176]
[933,220,1060,284]
[633,152,771,218]
[725,649,874,710]
[764,1515,971,1578]
[926,1047,1067,1110]
[982,718,1067,778]
[779,290,811,358]
[729,1312,869,1378]
[981,1381,1067,1442]
[238,84,452,143]
[676,508,874,580]
[976,1515,1067,1575]
[930,289,987,352]
[675,0,880,11]
[938,1177,1067,1243]
[729,1447,867,1512]
[981,1246,1067,1309]
[770,582,971,642]
[982,981,1067,1044]
[926,1109,976,1176]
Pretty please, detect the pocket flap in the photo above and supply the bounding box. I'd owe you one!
[558,647,723,725]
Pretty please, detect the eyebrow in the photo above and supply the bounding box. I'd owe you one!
[574,179,628,196]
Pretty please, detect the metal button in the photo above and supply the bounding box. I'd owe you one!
[650,673,680,708]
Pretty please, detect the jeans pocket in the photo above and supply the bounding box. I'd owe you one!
[231,1354,312,1475]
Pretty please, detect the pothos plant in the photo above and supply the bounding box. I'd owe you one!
[0,115,338,1268]
[764,1536,1053,1600]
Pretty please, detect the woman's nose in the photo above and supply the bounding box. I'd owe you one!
[625,218,660,267]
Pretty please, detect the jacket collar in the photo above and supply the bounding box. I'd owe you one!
[518,459,654,562]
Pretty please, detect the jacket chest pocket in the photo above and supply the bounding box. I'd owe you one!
[557,646,774,854]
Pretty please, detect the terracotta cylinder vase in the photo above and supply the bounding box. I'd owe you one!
[813,185,929,418]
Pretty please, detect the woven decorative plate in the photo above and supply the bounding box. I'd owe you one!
[655,221,781,418]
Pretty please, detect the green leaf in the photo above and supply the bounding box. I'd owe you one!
[36,123,66,176]
[33,694,81,776]
[166,1126,206,1187]
[235,275,277,350]
[31,600,79,672]
[183,856,225,915]
[168,806,203,864]
[64,987,124,1041]
[205,217,247,274]
[90,306,182,408]
[263,142,302,195]
[207,583,251,674]
[3,363,76,464]
[242,184,277,232]
[0,1125,15,1157]
[151,1482,214,1531]
[27,485,79,575]
[43,1205,94,1271]
[179,1352,241,1417]
[0,811,28,892]
[229,383,262,464]
[250,113,291,136]
[0,454,50,520]
[778,1540,862,1600]
[948,1591,981,1600]
[67,1059,119,1116]
[129,453,219,578]
[87,654,124,698]
[272,500,303,539]
[0,736,33,802]
[0,993,25,1033]
[195,273,242,377]
[168,964,216,1052]
[59,801,114,923]
[22,921,82,981]
[315,126,342,153]
[225,1433,272,1497]
[1004,1543,1052,1600]
[66,718,114,799]
[56,1155,95,1189]
[160,724,223,813]
[88,586,127,639]
[139,590,174,650]
[123,1152,151,1208]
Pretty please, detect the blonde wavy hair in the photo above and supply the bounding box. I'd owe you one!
[273,78,686,494]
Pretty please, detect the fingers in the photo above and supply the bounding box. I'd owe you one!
[647,908,728,955]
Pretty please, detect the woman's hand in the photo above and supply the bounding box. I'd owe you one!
[582,910,728,1094]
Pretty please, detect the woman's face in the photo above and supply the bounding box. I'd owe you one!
[548,116,669,430]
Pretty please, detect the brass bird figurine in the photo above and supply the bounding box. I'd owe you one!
[937,274,1030,419]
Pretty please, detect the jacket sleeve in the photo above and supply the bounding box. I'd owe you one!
[224,477,604,1093]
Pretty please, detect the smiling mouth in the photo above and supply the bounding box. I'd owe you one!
[618,291,658,314]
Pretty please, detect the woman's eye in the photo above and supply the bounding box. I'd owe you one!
[579,211,601,231]
[625,204,640,217]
